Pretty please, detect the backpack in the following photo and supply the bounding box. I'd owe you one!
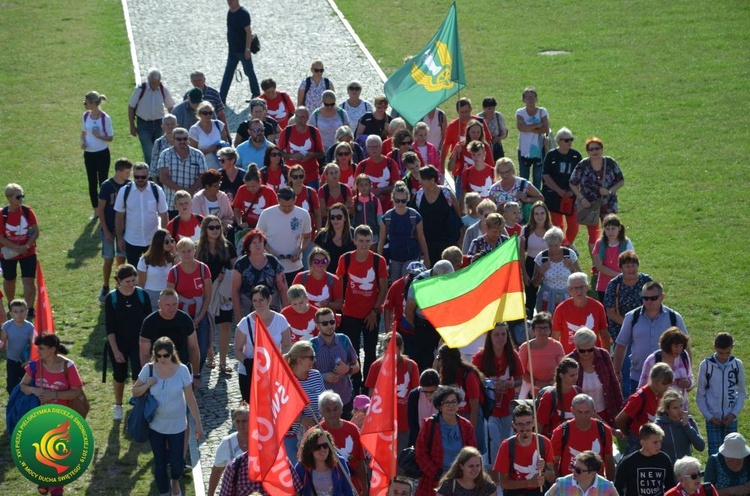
[630,306,677,328]
[122,181,160,205]
[313,107,346,126]
[260,165,290,187]
[310,333,353,364]
[302,76,331,105]
[6,361,40,434]
[535,385,582,423]
[597,239,629,262]
[136,81,165,104]
[538,247,573,264]
[508,434,547,471]
[83,110,108,136]
[170,263,207,288]
[168,214,204,240]
[341,251,383,294]
[322,183,350,205]
[108,287,147,308]
[654,349,690,374]
[301,271,335,293]
[704,355,740,391]
[2,205,31,226]
[283,125,320,158]
[560,419,606,456]
[461,368,495,420]
[414,186,453,209]
[381,209,419,237]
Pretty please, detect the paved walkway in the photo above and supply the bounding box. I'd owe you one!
[124,0,385,493]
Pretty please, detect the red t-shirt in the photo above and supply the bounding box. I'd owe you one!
[383,277,411,335]
[365,357,419,431]
[318,183,353,209]
[232,184,278,227]
[294,186,321,231]
[381,137,394,157]
[471,348,523,417]
[292,271,343,309]
[261,166,288,192]
[453,367,483,415]
[167,262,211,316]
[443,118,493,176]
[551,419,613,477]
[537,386,579,437]
[280,304,319,343]
[260,91,295,128]
[355,157,401,210]
[166,214,202,241]
[338,165,356,189]
[336,251,388,319]
[551,297,608,354]
[0,206,38,259]
[493,435,554,488]
[505,223,523,238]
[460,164,495,198]
[623,386,662,435]
[319,419,365,469]
[24,360,83,407]
[277,125,324,183]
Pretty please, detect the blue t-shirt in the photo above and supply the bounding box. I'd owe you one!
[383,208,422,262]
[227,7,251,52]
[440,416,463,471]
[98,178,131,231]
[1,319,34,362]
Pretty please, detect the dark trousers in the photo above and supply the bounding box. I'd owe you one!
[84,148,110,209]
[148,428,185,495]
[518,152,543,189]
[6,359,25,394]
[413,316,441,372]
[220,51,260,102]
[339,314,379,395]
[524,256,537,319]
[125,242,149,267]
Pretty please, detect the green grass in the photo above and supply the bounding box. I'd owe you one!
[0,0,747,491]
[335,0,750,445]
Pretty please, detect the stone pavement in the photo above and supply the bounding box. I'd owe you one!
[124,0,385,493]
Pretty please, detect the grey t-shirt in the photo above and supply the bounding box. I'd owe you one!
[1,319,34,362]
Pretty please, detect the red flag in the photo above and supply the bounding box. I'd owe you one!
[30,260,54,361]
[360,333,398,496]
[248,314,309,495]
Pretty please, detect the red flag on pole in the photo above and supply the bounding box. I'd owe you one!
[30,260,54,361]
[247,314,309,495]
[360,333,398,495]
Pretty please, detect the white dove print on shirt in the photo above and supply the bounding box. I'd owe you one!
[339,435,354,461]
[291,318,316,342]
[569,437,601,459]
[366,167,390,189]
[289,139,312,155]
[350,268,375,291]
[514,449,540,480]
[307,285,330,304]
[566,313,595,346]
[5,215,28,236]
[396,369,410,399]
[470,176,493,198]
[267,107,287,121]
[244,195,267,217]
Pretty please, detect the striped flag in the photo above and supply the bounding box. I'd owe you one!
[413,236,525,348]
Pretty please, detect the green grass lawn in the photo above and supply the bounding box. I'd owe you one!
[0,0,747,492]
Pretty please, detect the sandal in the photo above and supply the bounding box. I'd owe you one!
[220,364,233,375]
[205,356,216,369]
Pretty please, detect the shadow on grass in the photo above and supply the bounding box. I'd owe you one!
[65,218,100,270]
[86,420,156,495]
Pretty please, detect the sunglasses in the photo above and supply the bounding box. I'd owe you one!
[348,87,361,91]
[313,443,329,451]
[290,174,305,180]
[572,466,592,475]
[134,175,148,180]
[156,352,171,359]
[642,295,660,301]
[393,198,408,204]
[270,152,282,157]
[174,137,188,142]
[684,472,704,480]
[577,347,595,354]
[318,319,336,326]
[560,138,574,142]
[587,147,602,152]
[312,258,329,265]
[200,111,213,116]
[207,225,222,231]
[323,102,336,107]
[312,68,325,73]
[329,214,344,220]
[400,140,413,145]
[337,151,351,157]
[251,128,265,134]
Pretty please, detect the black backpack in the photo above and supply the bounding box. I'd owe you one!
[301,76,331,105]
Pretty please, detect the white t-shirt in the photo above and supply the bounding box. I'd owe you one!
[137,256,173,291]
[114,183,169,246]
[534,248,579,290]
[582,370,606,413]
[213,432,244,468]
[339,99,372,128]
[521,227,548,259]
[516,106,548,158]
[236,312,289,375]
[256,206,312,273]
[82,111,113,152]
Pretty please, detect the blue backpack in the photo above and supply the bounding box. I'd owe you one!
[6,361,40,435]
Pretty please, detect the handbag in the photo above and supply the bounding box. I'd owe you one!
[397,414,438,478]
[64,359,90,418]
[127,364,159,442]
[250,34,260,54]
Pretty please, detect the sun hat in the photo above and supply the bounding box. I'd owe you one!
[719,433,750,459]
[353,395,370,411]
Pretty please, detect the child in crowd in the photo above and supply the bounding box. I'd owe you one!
[0,299,34,393]
[503,201,523,237]
[280,284,319,343]
[696,332,746,455]
[352,174,382,246]
[166,190,203,241]
[615,422,677,496]
[350,394,370,431]
[462,192,481,227]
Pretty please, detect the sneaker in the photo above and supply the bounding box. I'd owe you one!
[113,404,124,420]
[27,308,35,320]
[98,286,109,303]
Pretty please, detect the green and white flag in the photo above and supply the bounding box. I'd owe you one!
[384,2,465,125]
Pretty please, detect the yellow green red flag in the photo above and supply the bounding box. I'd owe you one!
[413,236,525,348]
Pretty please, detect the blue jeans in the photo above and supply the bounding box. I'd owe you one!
[485,415,512,467]
[459,412,486,455]
[518,152,543,189]
[220,51,260,102]
[285,435,300,465]
[621,345,633,399]
[136,117,163,165]
[195,314,210,371]
[148,428,185,495]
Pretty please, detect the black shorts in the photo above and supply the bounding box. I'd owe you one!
[108,343,142,383]
[1,254,37,280]
[215,309,233,325]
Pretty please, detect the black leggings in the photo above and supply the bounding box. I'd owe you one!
[84,148,110,208]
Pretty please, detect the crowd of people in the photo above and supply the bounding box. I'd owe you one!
[1,1,748,495]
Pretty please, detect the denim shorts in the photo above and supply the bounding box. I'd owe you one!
[101,230,126,259]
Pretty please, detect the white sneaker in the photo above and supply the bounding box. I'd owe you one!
[113,404,124,420]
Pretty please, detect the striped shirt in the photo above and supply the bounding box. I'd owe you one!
[290,368,325,435]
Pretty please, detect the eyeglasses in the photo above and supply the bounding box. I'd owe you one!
[577,347,595,354]
[290,174,305,180]
[312,258,329,265]
[393,198,408,204]
[14,194,26,200]
[312,68,325,73]
[251,128,265,134]
[174,137,188,142]
[318,319,336,326]
[313,443,329,451]
[133,175,148,180]
[560,138,574,142]
[156,353,171,359]
[207,225,222,231]
[164,239,175,244]
[269,152,282,157]
[642,295,660,301]
[441,399,459,406]
[587,147,602,152]
[337,151,351,157]
[400,140,413,145]
[569,285,587,291]
[323,102,335,107]
[684,472,704,480]
[329,214,344,220]
[348,87,361,91]
[200,111,213,116]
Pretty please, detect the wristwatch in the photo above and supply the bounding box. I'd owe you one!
[372,307,380,315]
